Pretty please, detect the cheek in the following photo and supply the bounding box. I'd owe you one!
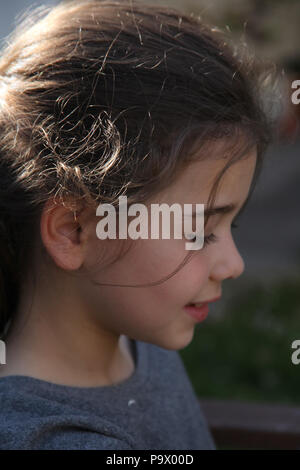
[166,250,209,297]
[83,239,210,335]
[92,238,191,286]
[91,238,210,299]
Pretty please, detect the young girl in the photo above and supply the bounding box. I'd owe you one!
[0,0,271,450]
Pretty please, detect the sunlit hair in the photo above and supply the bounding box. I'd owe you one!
[0,0,273,337]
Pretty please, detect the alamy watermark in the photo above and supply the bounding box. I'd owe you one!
[291,80,300,105]
[0,340,6,365]
[291,340,300,365]
[95,196,205,250]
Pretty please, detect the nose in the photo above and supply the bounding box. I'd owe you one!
[209,234,245,282]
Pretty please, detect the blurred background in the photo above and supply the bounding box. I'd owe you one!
[140,0,300,412]
[1,0,300,447]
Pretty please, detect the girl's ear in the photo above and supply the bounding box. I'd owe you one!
[39,199,86,271]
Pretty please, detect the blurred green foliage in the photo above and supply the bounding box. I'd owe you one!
[179,276,300,405]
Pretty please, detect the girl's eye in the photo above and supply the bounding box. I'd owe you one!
[187,221,239,248]
[186,232,217,246]
[203,233,218,246]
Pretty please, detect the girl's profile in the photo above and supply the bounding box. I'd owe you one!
[0,0,271,450]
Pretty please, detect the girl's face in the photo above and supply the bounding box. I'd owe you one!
[83,142,257,350]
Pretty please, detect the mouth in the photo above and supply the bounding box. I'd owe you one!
[184,303,209,322]
[186,296,222,307]
[184,296,221,322]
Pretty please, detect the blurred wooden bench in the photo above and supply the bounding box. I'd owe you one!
[199,398,300,449]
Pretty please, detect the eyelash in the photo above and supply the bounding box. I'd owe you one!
[188,222,239,247]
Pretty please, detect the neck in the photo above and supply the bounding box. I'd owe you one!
[0,272,135,387]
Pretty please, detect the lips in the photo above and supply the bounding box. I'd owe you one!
[184,303,209,322]
[187,296,221,307]
[184,296,221,323]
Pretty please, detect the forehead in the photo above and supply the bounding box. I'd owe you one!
[157,140,257,206]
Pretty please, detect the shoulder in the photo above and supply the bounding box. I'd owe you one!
[0,377,134,450]
[1,420,134,450]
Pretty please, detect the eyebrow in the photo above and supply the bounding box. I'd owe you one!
[191,195,252,219]
[204,203,236,217]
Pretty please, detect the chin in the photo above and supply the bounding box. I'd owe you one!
[153,329,195,352]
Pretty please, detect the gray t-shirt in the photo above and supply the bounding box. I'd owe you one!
[0,338,216,450]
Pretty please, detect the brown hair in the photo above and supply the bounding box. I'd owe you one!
[0,0,272,338]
